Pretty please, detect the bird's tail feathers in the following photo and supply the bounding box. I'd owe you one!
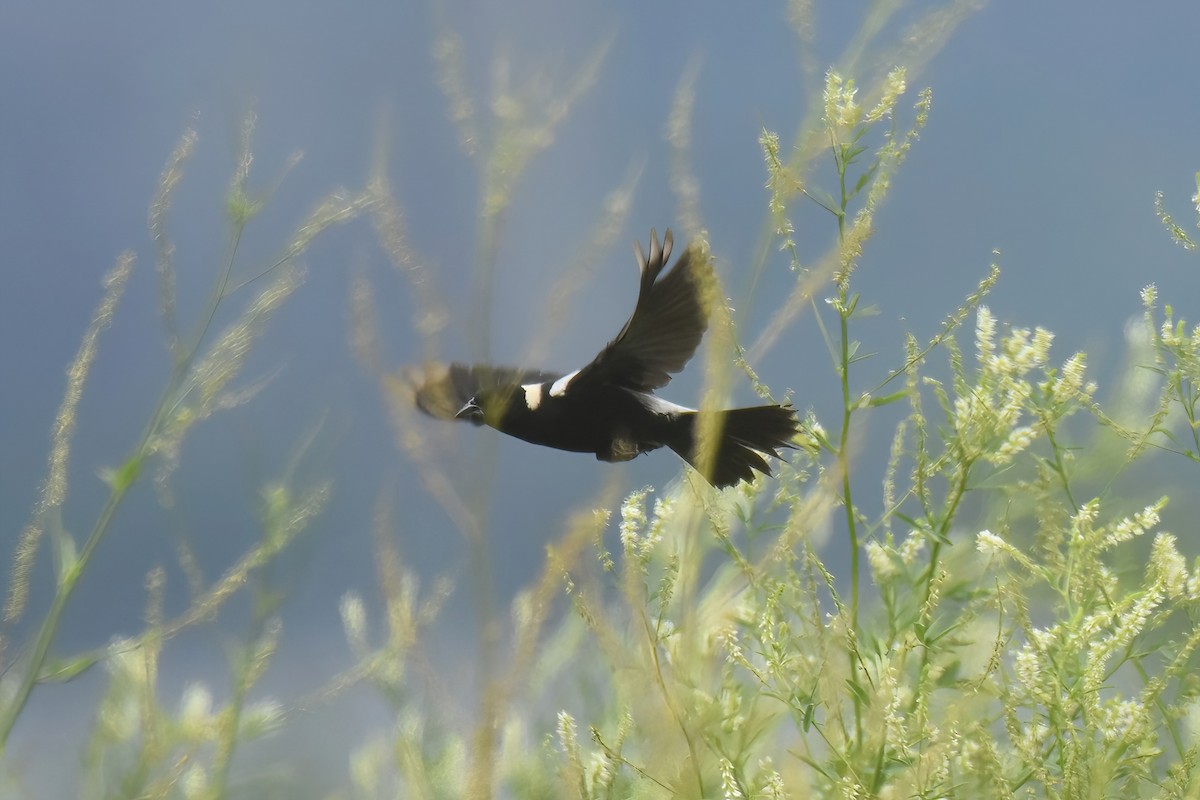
[668,404,799,488]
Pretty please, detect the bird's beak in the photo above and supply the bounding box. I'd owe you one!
[455,399,483,423]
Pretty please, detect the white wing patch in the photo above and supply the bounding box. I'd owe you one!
[634,392,695,415]
[549,369,580,398]
[522,382,544,410]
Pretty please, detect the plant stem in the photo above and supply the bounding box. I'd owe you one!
[0,482,130,747]
[833,139,865,749]
[0,225,246,752]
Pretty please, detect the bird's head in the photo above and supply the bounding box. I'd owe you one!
[455,396,485,425]
[454,387,514,428]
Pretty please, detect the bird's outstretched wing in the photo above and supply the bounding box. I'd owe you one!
[406,361,561,419]
[568,229,712,394]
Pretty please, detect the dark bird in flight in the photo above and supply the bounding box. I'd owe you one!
[407,229,798,488]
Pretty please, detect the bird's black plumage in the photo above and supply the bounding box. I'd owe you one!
[407,229,799,488]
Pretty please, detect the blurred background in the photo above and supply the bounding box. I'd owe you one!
[2,0,1198,793]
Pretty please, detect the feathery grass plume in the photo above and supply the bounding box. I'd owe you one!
[667,63,787,488]
[298,488,453,718]
[153,183,370,493]
[430,9,611,359]
[736,0,979,325]
[222,111,307,235]
[5,250,134,626]
[761,129,801,257]
[880,0,984,82]
[787,0,819,86]
[837,80,929,289]
[347,266,382,375]
[555,711,586,795]
[1079,284,1200,471]
[79,622,286,796]
[192,266,303,410]
[1155,184,1198,251]
[149,127,197,358]
[755,68,939,735]
[430,16,480,158]
[522,161,643,368]
[0,110,371,752]
[338,591,369,660]
[140,565,166,732]
[687,235,753,490]
[149,264,304,487]
[880,412,907,540]
[978,496,1198,796]
[77,477,320,794]
[408,37,670,794]
[371,494,425,672]
[385,37,621,746]
[1146,299,1200,460]
[668,58,704,238]
[768,1,974,202]
[366,133,447,357]
[943,306,1087,468]
[749,75,927,363]
[473,40,612,362]
[210,617,284,795]
[475,37,611,223]
[381,369,481,543]
[281,188,370,264]
[82,638,155,776]
[229,112,257,213]
[124,480,333,648]
[461,486,616,799]
[510,491,615,682]
[1108,303,1162,431]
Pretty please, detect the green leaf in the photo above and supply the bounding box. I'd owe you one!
[806,187,840,216]
[227,188,263,226]
[50,523,78,587]
[866,390,911,408]
[848,350,877,365]
[935,659,963,688]
[101,454,143,492]
[929,527,953,546]
[39,651,102,683]
[845,677,869,706]
[853,162,880,195]
[892,512,946,544]
[845,292,861,315]
[799,699,816,732]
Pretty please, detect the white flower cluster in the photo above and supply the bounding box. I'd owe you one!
[950,307,1094,466]
[866,535,925,583]
[822,67,908,133]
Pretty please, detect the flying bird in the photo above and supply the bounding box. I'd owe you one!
[407,229,798,488]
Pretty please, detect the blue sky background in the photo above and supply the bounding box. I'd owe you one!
[2,0,1198,793]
